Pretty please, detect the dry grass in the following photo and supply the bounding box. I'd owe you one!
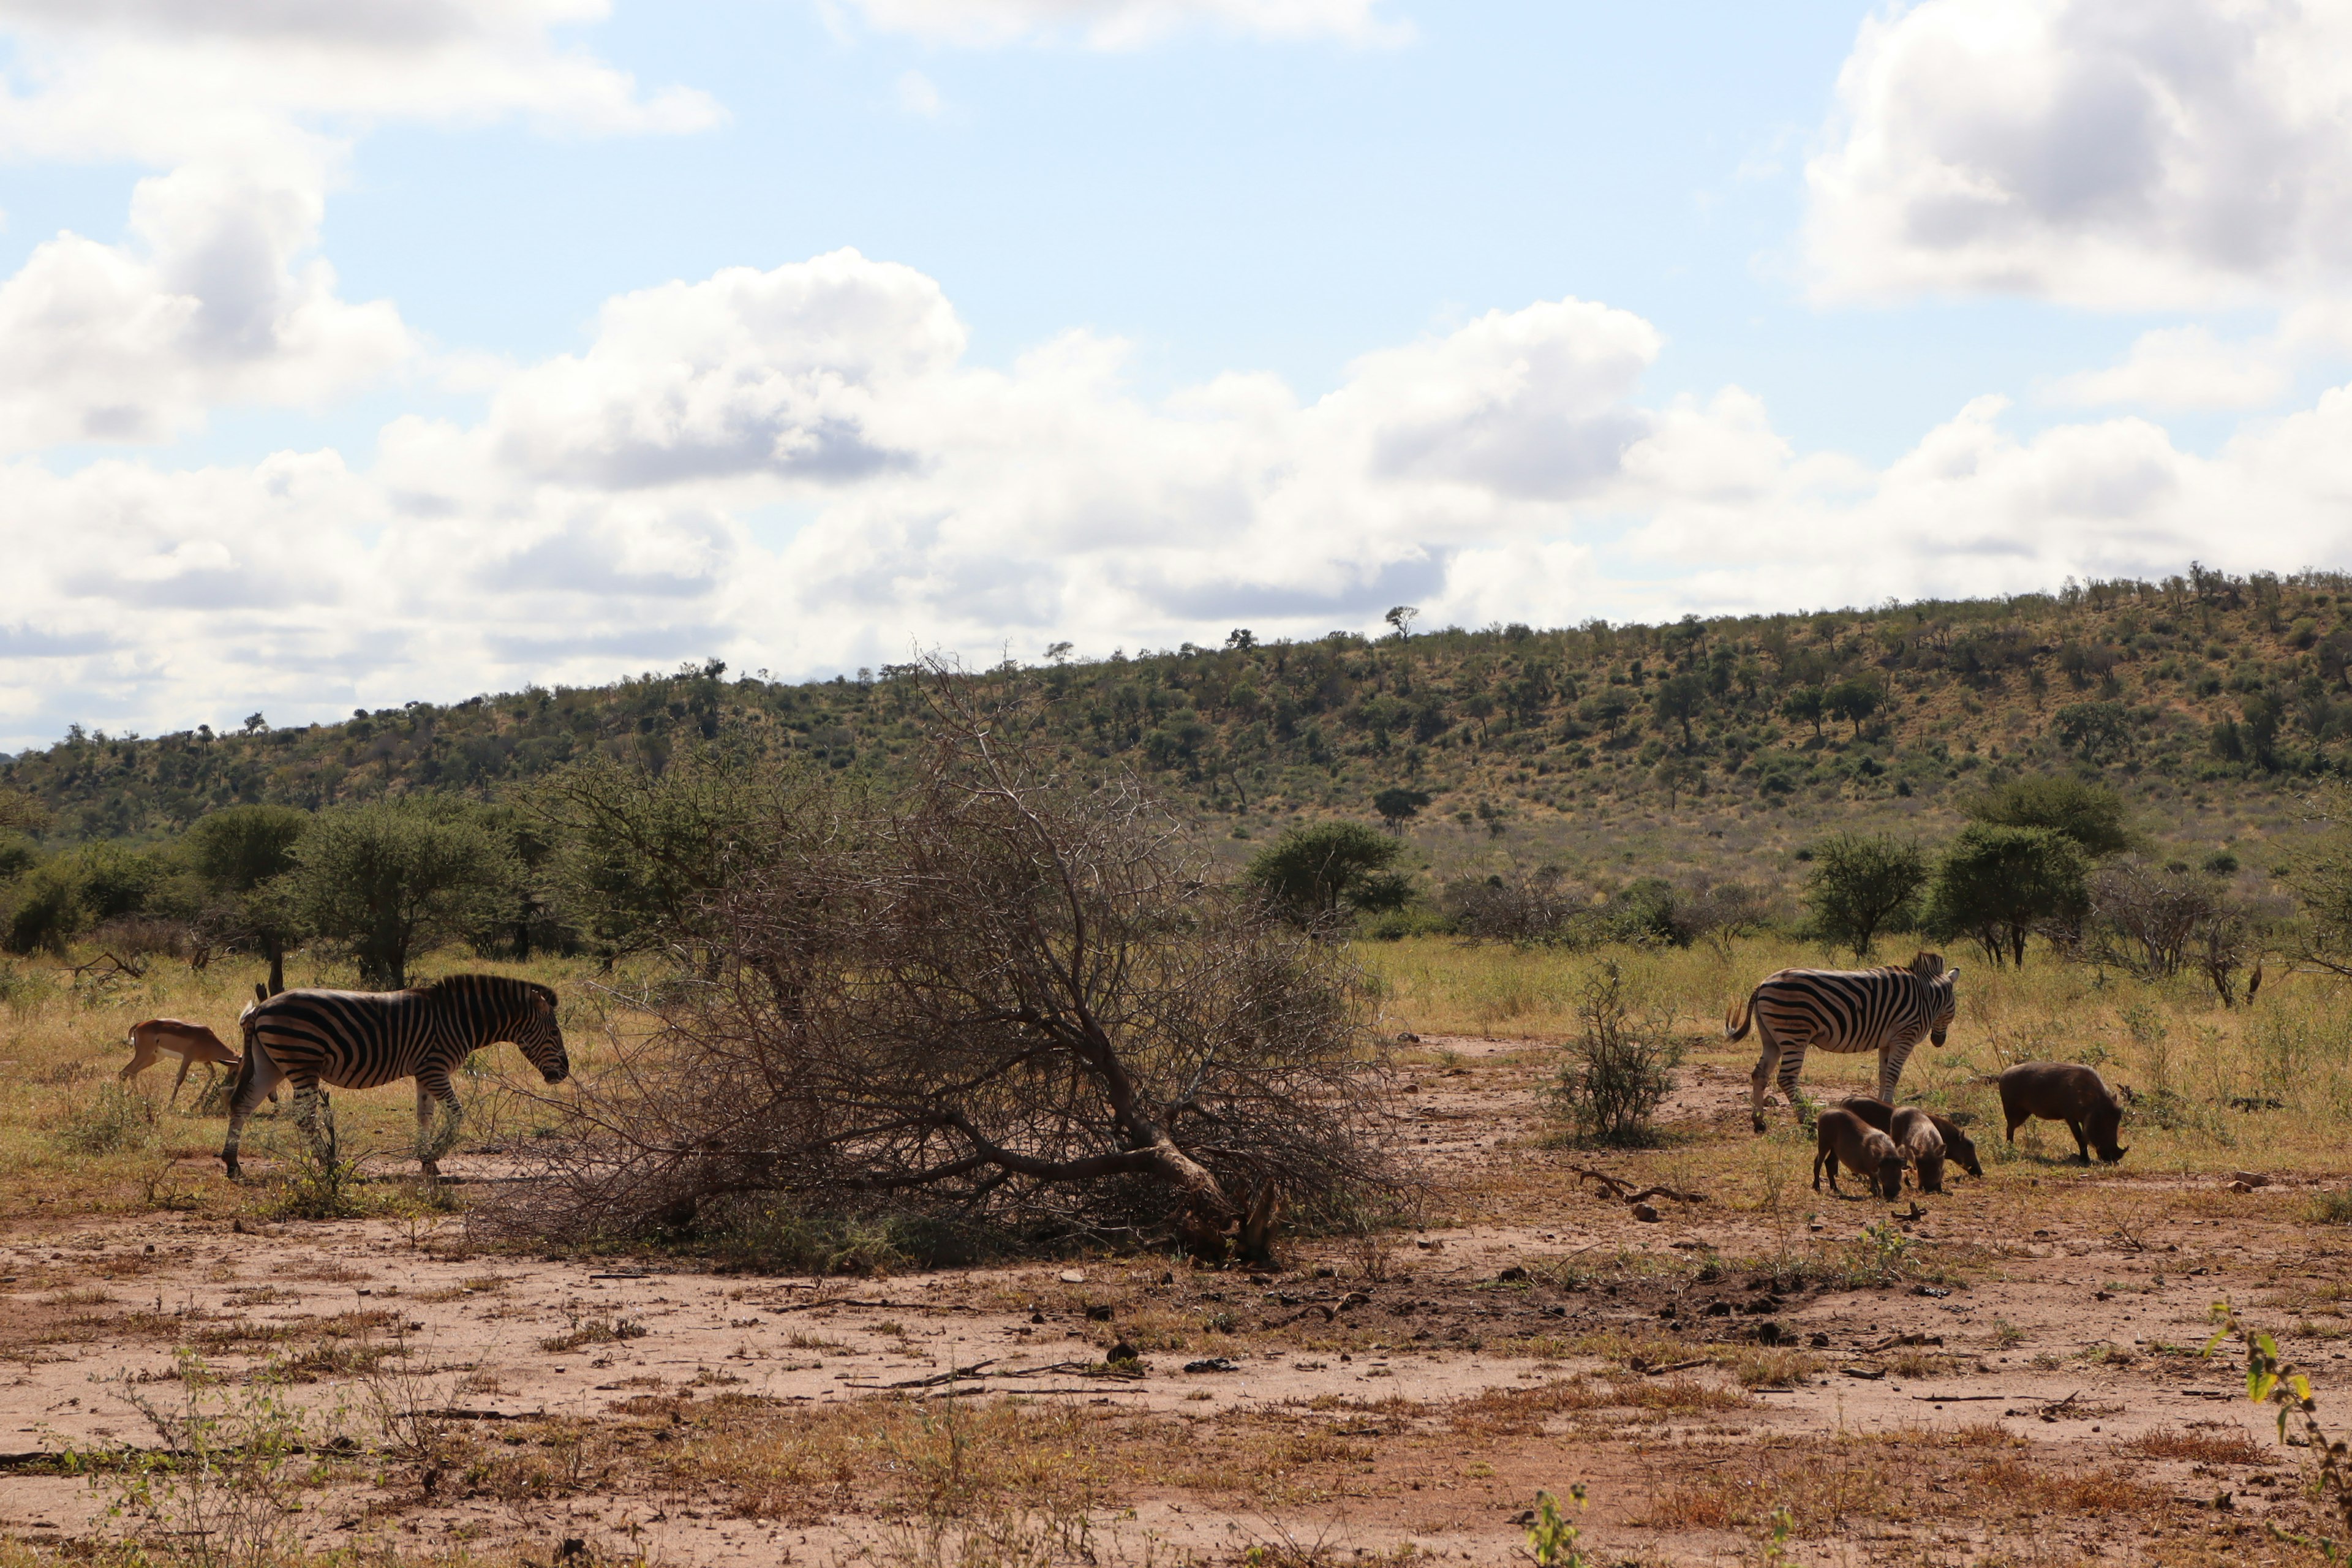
[2127,1427,2269,1464]
[1637,1423,2166,1537]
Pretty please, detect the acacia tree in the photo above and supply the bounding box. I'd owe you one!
[1243,821,1411,922]
[1924,824,2088,969]
[187,804,309,993]
[1965,775,2135,858]
[513,677,1403,1256]
[1803,833,1928,959]
[289,799,516,987]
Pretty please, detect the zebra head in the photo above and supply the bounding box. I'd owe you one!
[1925,965,1960,1046]
[513,981,570,1084]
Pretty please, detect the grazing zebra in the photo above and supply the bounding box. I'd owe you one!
[223,974,569,1181]
[1725,952,1959,1132]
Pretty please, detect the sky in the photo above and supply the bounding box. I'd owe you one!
[4,0,2352,749]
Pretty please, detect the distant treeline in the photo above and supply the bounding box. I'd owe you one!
[7,564,2352,850]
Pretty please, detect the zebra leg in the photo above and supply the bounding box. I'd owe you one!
[414,1069,463,1178]
[1876,1041,1917,1103]
[221,1046,285,1182]
[290,1076,335,1166]
[1749,1031,1782,1133]
[1776,1044,1812,1126]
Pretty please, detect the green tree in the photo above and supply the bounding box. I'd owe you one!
[1962,775,2135,859]
[288,799,518,987]
[1779,685,1826,738]
[1651,672,1707,748]
[1372,787,1431,834]
[532,752,788,968]
[2052,700,2132,763]
[1824,677,1882,737]
[1925,824,2089,968]
[1803,833,1928,959]
[1244,822,1411,923]
[188,804,310,994]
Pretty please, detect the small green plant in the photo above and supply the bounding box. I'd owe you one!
[263,1100,370,1221]
[1860,1219,1914,1282]
[2207,1300,2352,1558]
[80,1352,349,1568]
[2310,1191,2352,1226]
[1526,1484,1590,1568]
[1763,1502,1804,1567]
[55,1080,156,1155]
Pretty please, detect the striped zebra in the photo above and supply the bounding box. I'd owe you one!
[1725,952,1959,1132]
[223,974,569,1181]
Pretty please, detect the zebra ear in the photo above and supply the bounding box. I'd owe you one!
[1945,967,1961,982]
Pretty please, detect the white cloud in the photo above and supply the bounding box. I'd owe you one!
[0,0,718,449]
[0,168,413,448]
[0,0,719,174]
[17,250,2352,747]
[841,0,1408,49]
[2045,324,2291,410]
[1807,0,2352,309]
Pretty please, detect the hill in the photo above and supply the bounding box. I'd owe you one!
[4,564,2348,895]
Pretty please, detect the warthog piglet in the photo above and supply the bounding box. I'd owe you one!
[1836,1095,1983,1180]
[1890,1106,1947,1193]
[1812,1107,1907,1200]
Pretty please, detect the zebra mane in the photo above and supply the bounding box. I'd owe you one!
[1905,951,1946,978]
[412,974,557,1009]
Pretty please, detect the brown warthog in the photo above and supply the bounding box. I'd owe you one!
[1890,1106,1947,1193]
[1997,1061,2127,1164]
[1833,1095,1983,1178]
[1812,1107,1907,1199]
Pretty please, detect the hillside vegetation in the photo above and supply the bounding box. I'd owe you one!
[4,565,2349,892]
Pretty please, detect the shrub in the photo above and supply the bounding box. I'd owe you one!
[504,676,1406,1256]
[1551,960,1679,1146]
[55,1082,156,1156]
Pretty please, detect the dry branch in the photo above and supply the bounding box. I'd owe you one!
[493,665,1409,1255]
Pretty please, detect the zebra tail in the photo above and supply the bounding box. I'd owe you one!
[1724,997,1754,1044]
[230,1007,263,1106]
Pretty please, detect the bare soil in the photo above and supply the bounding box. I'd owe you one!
[1,1037,2344,1566]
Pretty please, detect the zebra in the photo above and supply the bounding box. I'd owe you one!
[223,974,569,1181]
[1725,952,1959,1132]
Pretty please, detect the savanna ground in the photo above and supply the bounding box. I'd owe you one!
[1,937,2350,1567]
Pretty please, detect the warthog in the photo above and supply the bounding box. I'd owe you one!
[1890,1106,1946,1193]
[1812,1107,1907,1200]
[1997,1061,2127,1164]
[1834,1095,1983,1179]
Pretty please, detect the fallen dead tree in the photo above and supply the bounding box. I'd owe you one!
[496,671,1406,1261]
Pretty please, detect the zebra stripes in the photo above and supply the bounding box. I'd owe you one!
[1725,953,1959,1132]
[224,974,569,1180]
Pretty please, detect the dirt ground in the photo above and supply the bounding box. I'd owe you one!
[2,1036,2345,1567]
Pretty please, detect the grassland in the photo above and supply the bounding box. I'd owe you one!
[1,933,2351,1564]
